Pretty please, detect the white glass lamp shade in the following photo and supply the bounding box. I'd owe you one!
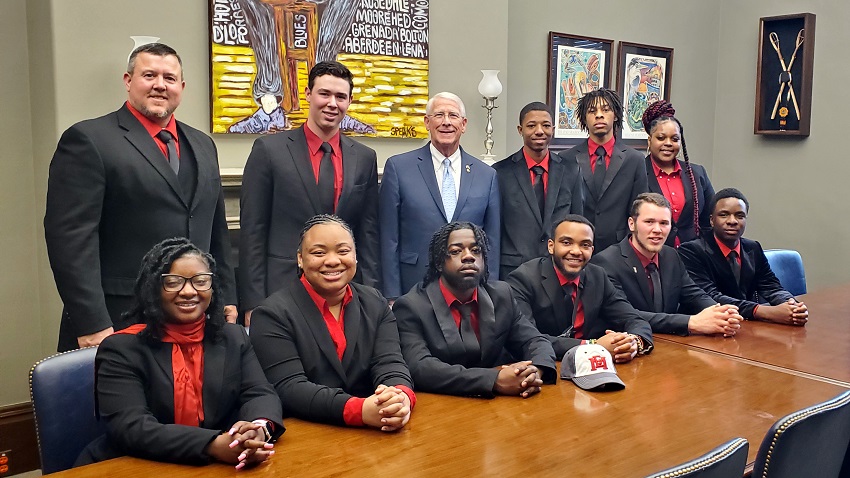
[128,36,161,62]
[478,70,503,98]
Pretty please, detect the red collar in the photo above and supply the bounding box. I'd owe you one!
[439,278,478,307]
[553,261,580,288]
[522,148,550,172]
[304,123,342,156]
[714,235,741,258]
[629,236,660,268]
[299,275,353,311]
[587,135,615,157]
[126,101,178,140]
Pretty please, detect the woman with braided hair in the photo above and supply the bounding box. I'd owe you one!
[641,101,715,246]
[77,238,283,469]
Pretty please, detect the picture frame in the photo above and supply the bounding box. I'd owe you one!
[616,41,674,144]
[754,13,815,136]
[546,31,613,149]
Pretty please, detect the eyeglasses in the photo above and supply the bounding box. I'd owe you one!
[161,273,214,292]
[428,111,463,121]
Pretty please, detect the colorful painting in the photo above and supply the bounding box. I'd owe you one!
[210,0,429,138]
[546,32,612,148]
[555,45,605,139]
[616,42,673,143]
[622,54,665,139]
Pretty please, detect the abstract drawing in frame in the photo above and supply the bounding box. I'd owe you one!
[616,41,673,143]
[209,0,430,138]
[546,32,613,149]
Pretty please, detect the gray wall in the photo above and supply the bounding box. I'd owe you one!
[0,0,844,406]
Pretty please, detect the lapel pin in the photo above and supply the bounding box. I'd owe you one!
[633,267,638,273]
[465,164,471,173]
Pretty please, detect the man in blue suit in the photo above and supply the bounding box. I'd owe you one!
[380,92,500,300]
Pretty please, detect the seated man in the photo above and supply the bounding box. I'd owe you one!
[679,188,808,325]
[394,222,556,398]
[591,193,742,336]
[507,214,653,361]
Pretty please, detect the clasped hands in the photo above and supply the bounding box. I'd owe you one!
[206,420,274,470]
[362,384,412,432]
[494,360,543,398]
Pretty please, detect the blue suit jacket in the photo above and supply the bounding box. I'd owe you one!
[379,144,500,298]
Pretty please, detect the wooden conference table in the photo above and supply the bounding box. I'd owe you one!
[656,284,850,386]
[54,339,848,478]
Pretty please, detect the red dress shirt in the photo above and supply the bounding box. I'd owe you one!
[523,149,550,193]
[553,265,586,339]
[587,136,615,172]
[126,101,180,159]
[630,238,661,298]
[299,276,415,426]
[304,124,344,210]
[438,278,480,338]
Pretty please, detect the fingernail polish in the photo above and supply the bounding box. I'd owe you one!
[229,439,240,448]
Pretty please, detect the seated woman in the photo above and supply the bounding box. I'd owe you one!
[642,100,715,246]
[77,238,284,469]
[251,215,414,431]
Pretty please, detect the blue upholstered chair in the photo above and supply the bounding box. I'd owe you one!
[29,347,105,474]
[751,390,850,478]
[763,249,807,296]
[644,438,748,478]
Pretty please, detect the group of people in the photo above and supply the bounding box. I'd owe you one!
[44,43,808,469]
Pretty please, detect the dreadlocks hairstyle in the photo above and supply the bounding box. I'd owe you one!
[423,222,490,286]
[575,88,623,133]
[124,237,225,343]
[296,214,356,276]
[641,100,701,238]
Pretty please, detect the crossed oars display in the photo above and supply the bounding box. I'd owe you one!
[769,29,804,121]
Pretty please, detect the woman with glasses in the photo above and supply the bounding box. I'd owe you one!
[251,215,415,431]
[76,238,283,469]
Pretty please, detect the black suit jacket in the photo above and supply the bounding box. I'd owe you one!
[78,324,282,465]
[506,258,653,358]
[240,126,380,310]
[45,105,235,351]
[558,139,648,251]
[591,237,716,335]
[678,235,794,319]
[645,157,714,246]
[493,149,583,277]
[249,280,412,425]
[393,280,556,397]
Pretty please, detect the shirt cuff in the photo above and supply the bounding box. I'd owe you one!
[343,397,366,427]
[751,304,759,319]
[395,385,417,409]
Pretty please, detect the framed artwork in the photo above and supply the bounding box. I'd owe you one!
[208,0,430,138]
[546,32,613,149]
[616,42,674,144]
[754,13,815,136]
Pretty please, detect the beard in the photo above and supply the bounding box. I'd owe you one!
[443,269,481,293]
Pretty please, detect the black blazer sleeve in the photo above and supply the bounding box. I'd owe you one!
[595,274,655,348]
[394,288,501,397]
[505,266,579,359]
[750,241,795,305]
[679,239,760,318]
[692,163,715,234]
[350,144,382,290]
[203,138,237,305]
[239,138,275,310]
[250,283,411,425]
[94,326,282,465]
[45,124,113,337]
[501,287,558,383]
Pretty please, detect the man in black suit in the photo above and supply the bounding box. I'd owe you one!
[394,222,556,398]
[493,102,583,278]
[679,188,808,325]
[558,88,648,251]
[45,43,236,351]
[591,193,742,336]
[240,61,380,324]
[507,214,652,360]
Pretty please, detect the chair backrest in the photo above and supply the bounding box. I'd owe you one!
[752,390,850,478]
[763,249,807,296]
[29,347,105,474]
[645,437,749,478]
